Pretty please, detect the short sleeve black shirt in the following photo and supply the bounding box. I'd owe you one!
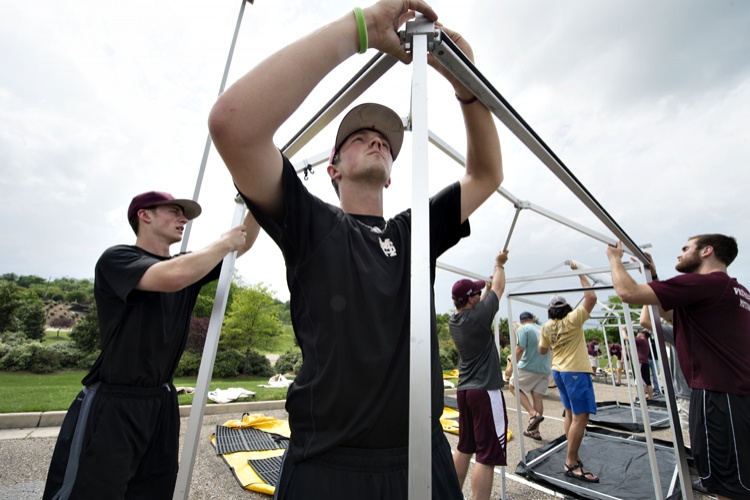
[241,155,469,462]
[82,245,220,388]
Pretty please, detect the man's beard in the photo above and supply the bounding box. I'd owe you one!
[675,251,701,273]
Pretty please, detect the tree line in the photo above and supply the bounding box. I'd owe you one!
[0,272,294,377]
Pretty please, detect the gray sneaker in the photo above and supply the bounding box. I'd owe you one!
[692,479,708,494]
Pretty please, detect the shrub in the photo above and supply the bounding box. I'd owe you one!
[0,342,62,373]
[19,301,47,341]
[275,350,303,375]
[185,316,209,353]
[241,349,275,377]
[0,331,28,347]
[439,345,459,371]
[47,341,85,369]
[70,303,99,353]
[212,348,243,378]
[175,350,202,377]
[28,344,63,374]
[77,350,101,371]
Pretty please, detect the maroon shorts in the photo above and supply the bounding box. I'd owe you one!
[456,389,508,466]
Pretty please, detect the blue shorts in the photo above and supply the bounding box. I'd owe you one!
[552,371,597,415]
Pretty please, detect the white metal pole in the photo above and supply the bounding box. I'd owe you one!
[619,315,637,421]
[181,0,248,253]
[506,298,526,462]
[599,324,618,404]
[623,303,663,500]
[173,196,246,500]
[407,16,432,500]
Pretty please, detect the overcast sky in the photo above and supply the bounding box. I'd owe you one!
[2,0,749,319]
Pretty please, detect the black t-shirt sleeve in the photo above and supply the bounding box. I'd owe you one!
[238,155,339,266]
[96,245,161,304]
[429,182,470,260]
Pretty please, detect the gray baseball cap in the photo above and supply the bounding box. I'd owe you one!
[330,103,404,164]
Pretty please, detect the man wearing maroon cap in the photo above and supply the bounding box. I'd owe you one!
[42,191,258,500]
[607,235,750,500]
[448,250,509,500]
[208,1,503,497]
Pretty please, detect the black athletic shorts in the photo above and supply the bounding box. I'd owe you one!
[43,382,179,500]
[273,426,462,500]
[639,363,651,386]
[690,388,750,499]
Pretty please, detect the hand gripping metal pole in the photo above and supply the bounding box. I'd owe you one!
[173,196,246,500]
[406,15,434,500]
[181,0,250,254]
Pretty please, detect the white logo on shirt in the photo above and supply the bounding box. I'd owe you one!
[379,237,397,257]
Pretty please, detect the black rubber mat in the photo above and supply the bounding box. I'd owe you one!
[444,396,458,411]
[247,455,284,487]
[214,425,289,455]
[517,427,684,500]
[588,401,670,432]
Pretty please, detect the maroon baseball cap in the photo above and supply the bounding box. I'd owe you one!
[451,279,486,299]
[127,191,201,222]
[328,103,404,165]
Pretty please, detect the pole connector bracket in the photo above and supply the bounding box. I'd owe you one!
[399,14,437,53]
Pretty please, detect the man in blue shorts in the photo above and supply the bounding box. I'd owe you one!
[539,262,598,483]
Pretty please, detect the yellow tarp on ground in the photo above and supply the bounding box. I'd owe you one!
[214,410,512,496]
[211,435,283,496]
[222,412,291,438]
[212,413,290,496]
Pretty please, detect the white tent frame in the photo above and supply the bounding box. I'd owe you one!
[172,9,692,500]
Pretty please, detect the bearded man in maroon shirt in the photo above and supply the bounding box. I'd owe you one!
[607,234,750,500]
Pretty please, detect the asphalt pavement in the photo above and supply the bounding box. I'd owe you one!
[0,378,711,499]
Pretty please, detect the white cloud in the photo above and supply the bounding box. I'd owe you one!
[0,0,748,316]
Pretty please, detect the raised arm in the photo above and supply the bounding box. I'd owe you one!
[427,25,502,222]
[490,250,509,299]
[209,0,437,219]
[606,241,662,306]
[136,225,248,293]
[570,262,597,313]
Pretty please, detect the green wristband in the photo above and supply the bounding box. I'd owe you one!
[353,7,368,54]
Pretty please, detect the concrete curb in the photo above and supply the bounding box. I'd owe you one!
[0,388,458,430]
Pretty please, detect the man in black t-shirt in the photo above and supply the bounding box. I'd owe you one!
[449,250,508,500]
[209,1,504,498]
[43,191,258,500]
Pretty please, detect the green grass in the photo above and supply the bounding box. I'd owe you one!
[43,330,70,343]
[0,372,291,414]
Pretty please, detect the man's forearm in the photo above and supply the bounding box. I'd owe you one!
[138,239,235,293]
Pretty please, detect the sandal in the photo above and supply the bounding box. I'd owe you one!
[523,430,542,441]
[564,462,599,483]
[527,414,545,432]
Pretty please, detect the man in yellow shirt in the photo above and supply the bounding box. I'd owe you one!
[539,263,598,483]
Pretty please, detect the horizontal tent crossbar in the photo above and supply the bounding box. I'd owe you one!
[429,31,650,264]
